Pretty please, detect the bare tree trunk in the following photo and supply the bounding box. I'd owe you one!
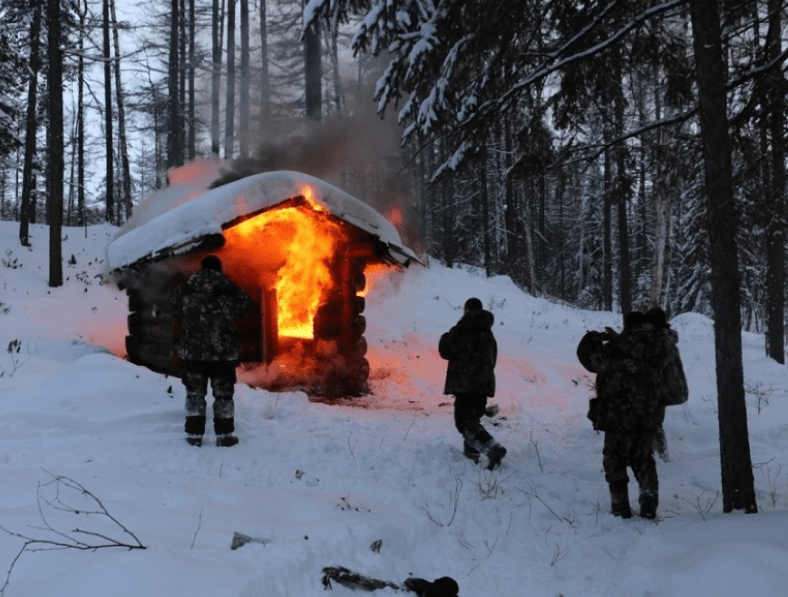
[239,0,250,157]
[47,0,63,287]
[179,0,186,156]
[690,0,757,514]
[328,23,343,113]
[167,0,183,170]
[225,0,237,159]
[602,147,613,311]
[20,2,42,247]
[103,0,115,222]
[765,0,785,363]
[188,0,196,161]
[78,0,86,228]
[211,0,222,156]
[259,0,270,127]
[110,0,132,221]
[613,48,631,314]
[303,0,321,122]
[480,150,492,277]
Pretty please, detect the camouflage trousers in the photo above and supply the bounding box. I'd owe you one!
[602,430,658,499]
[182,360,236,435]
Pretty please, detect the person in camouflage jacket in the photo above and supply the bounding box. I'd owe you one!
[576,311,665,519]
[171,255,252,447]
[439,297,506,470]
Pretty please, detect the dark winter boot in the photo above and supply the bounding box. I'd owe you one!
[463,440,481,463]
[609,482,632,518]
[653,427,670,462]
[185,415,205,447]
[485,441,507,471]
[639,493,658,520]
[462,428,506,470]
[214,417,238,447]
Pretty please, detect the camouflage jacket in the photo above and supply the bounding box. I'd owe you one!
[171,269,252,362]
[439,309,497,397]
[578,322,665,433]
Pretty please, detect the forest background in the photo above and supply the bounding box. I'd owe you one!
[0,0,785,512]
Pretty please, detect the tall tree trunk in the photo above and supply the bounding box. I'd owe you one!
[20,2,42,247]
[77,0,86,228]
[47,0,63,288]
[480,150,492,277]
[110,0,132,221]
[765,0,785,364]
[612,48,631,314]
[239,0,250,157]
[188,0,196,160]
[504,117,517,279]
[225,0,236,159]
[602,147,613,311]
[211,0,222,156]
[167,0,182,170]
[179,0,186,157]
[329,23,343,113]
[259,0,270,127]
[303,0,321,122]
[690,0,757,514]
[103,0,115,222]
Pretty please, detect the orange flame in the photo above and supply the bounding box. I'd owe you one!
[222,187,350,339]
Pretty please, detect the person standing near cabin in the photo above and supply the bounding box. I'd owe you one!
[171,255,252,447]
[439,297,507,470]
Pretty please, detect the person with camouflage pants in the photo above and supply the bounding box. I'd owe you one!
[577,311,665,519]
[439,297,507,470]
[171,255,252,447]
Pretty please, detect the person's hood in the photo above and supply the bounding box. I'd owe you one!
[460,308,494,331]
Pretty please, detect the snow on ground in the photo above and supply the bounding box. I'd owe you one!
[1,220,787,597]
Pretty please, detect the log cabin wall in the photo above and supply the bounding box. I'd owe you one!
[116,243,374,398]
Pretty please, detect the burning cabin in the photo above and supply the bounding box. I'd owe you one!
[106,170,418,397]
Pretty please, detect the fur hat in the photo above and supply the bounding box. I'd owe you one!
[201,255,222,272]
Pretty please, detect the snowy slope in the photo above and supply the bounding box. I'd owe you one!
[1,220,787,597]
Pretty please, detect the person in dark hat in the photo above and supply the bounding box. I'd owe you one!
[577,311,664,519]
[171,255,252,447]
[439,297,506,470]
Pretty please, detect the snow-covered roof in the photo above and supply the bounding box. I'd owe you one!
[106,170,419,272]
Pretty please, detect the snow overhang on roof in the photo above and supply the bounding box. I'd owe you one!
[106,170,420,272]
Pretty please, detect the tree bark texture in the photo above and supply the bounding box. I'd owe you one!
[765,0,785,364]
[47,0,63,287]
[167,0,183,169]
[19,2,42,246]
[304,1,322,122]
[689,0,757,513]
[225,0,237,158]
